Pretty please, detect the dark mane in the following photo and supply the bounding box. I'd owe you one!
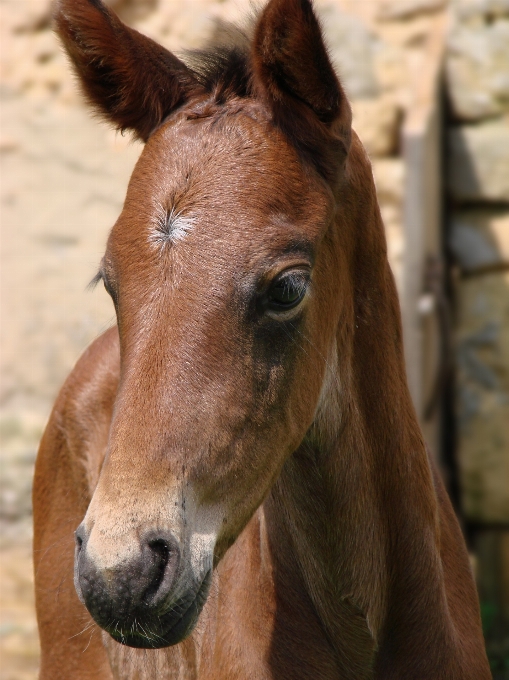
[182,18,347,184]
[183,22,253,103]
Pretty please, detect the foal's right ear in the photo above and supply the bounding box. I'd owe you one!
[54,0,200,141]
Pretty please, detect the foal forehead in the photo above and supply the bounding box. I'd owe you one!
[124,110,331,236]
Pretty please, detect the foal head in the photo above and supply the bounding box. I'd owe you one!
[56,0,384,648]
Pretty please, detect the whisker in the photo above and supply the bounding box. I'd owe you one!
[68,621,95,640]
[82,628,95,654]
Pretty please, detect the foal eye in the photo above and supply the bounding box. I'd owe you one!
[266,272,308,312]
[102,277,118,306]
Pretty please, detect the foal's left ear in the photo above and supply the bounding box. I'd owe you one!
[252,0,352,175]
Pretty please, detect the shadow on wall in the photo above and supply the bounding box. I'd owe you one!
[446,117,509,676]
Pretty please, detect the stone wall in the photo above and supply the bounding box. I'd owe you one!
[446,0,509,526]
[446,2,509,669]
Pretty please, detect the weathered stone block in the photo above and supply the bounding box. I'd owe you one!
[319,5,379,99]
[373,44,408,101]
[372,159,405,291]
[446,19,509,120]
[372,158,405,206]
[378,0,446,20]
[447,119,509,202]
[453,0,509,25]
[352,96,401,157]
[455,271,509,523]
[448,208,509,273]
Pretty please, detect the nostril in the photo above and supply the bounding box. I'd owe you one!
[73,524,89,605]
[141,533,180,605]
[144,539,170,601]
[149,538,170,565]
[75,524,86,552]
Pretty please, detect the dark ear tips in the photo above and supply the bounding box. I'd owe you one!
[252,0,345,124]
[251,0,351,179]
[53,0,199,141]
[54,0,351,171]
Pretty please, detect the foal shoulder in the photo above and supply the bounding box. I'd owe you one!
[61,325,120,415]
[48,326,120,495]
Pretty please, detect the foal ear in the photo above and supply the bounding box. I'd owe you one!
[252,0,351,172]
[54,0,200,141]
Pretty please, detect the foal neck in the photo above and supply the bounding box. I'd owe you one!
[265,401,387,677]
[266,375,446,677]
[265,273,449,677]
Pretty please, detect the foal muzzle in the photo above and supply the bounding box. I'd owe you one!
[74,523,211,648]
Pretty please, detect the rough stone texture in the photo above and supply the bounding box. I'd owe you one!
[453,0,509,24]
[1,103,139,409]
[319,4,381,99]
[446,18,509,120]
[371,17,436,111]
[455,271,509,524]
[449,208,509,272]
[372,159,406,291]
[378,0,446,20]
[447,118,509,202]
[351,96,401,156]
[447,1,509,537]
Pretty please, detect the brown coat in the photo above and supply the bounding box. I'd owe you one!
[33,1,491,677]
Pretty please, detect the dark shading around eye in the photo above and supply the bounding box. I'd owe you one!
[88,269,118,306]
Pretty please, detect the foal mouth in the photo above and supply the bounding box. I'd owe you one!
[106,570,212,649]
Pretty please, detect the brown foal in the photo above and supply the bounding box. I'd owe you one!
[33,0,491,677]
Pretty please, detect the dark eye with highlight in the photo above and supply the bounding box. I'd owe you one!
[266,271,309,312]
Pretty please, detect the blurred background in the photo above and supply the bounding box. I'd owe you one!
[0,0,508,677]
